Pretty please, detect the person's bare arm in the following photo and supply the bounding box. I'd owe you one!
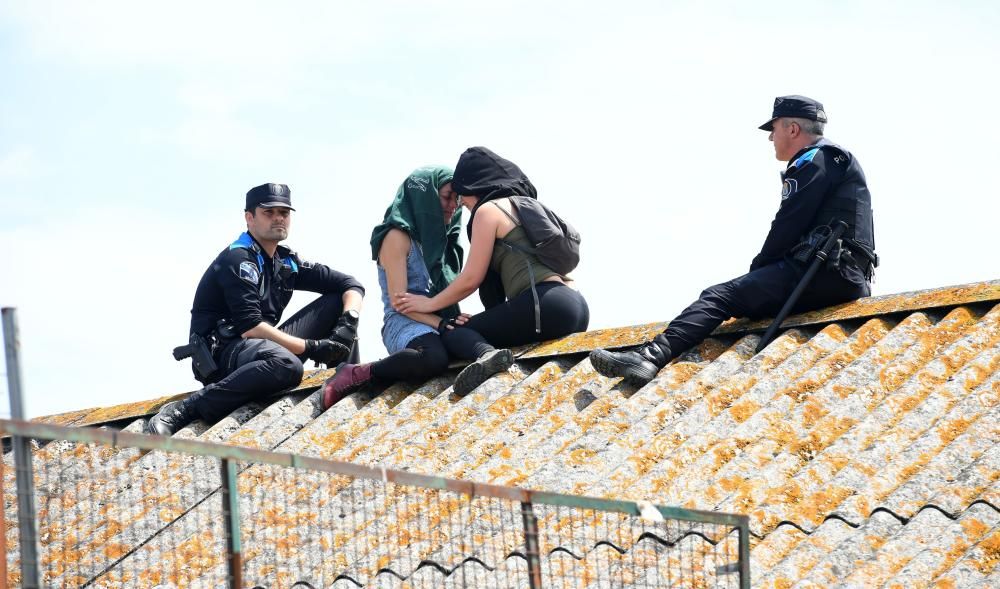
[394,207,499,314]
[379,229,444,328]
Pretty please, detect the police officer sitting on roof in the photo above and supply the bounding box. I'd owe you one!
[148,183,366,436]
[590,95,878,386]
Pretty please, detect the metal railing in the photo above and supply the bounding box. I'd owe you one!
[1,419,750,588]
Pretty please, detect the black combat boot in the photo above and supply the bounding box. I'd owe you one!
[589,340,670,386]
[453,348,515,397]
[147,398,198,436]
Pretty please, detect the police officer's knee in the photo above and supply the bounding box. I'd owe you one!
[700,282,730,301]
[274,352,305,388]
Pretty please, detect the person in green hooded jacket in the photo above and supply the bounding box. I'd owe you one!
[320,167,467,407]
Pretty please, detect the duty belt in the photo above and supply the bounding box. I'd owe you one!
[842,239,878,280]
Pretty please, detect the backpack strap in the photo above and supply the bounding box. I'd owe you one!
[492,201,520,226]
[492,202,541,334]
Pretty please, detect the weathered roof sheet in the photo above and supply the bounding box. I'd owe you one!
[11,278,1000,586]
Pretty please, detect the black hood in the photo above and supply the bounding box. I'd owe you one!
[453,146,537,237]
[453,146,537,201]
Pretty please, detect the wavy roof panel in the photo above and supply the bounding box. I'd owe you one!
[7,279,1000,587]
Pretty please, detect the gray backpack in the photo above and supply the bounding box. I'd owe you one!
[494,197,582,333]
[499,196,581,274]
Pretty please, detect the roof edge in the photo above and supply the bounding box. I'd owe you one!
[519,278,1000,358]
[32,278,1000,428]
[32,368,337,429]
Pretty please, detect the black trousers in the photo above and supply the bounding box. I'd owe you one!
[442,282,590,361]
[654,260,870,358]
[370,332,450,384]
[188,293,358,422]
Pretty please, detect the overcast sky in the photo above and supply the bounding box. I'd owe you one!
[1,1,998,418]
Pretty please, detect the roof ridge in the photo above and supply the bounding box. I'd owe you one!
[30,278,1000,429]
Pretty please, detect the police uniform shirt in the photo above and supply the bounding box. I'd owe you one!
[189,232,365,337]
[750,138,875,272]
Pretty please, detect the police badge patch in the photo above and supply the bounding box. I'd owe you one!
[781,179,798,199]
[239,261,260,285]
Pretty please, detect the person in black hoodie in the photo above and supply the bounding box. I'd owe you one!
[395,147,590,396]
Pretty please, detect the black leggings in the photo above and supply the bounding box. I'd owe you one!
[442,282,590,360]
[370,332,450,383]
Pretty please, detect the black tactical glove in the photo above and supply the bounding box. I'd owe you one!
[303,338,351,366]
[438,317,458,332]
[330,310,359,350]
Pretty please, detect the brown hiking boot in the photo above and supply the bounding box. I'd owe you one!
[321,363,372,409]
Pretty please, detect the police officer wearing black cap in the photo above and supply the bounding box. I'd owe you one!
[590,95,878,386]
[148,183,366,435]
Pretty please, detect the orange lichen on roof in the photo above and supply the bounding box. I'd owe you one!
[519,321,670,359]
[972,528,1000,574]
[10,280,1000,588]
[716,279,1000,335]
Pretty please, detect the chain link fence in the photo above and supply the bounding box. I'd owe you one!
[2,419,749,588]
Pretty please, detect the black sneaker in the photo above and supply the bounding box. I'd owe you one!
[590,343,668,386]
[454,349,515,396]
[147,400,197,436]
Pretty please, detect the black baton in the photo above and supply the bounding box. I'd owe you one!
[756,221,849,354]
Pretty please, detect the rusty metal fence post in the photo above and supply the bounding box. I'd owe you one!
[220,458,243,589]
[738,515,751,589]
[1,455,8,588]
[2,308,41,589]
[521,500,542,589]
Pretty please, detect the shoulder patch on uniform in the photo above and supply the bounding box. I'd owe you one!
[781,178,799,199]
[239,260,260,285]
[792,147,820,169]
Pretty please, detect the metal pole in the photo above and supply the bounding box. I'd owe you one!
[738,519,751,589]
[2,308,41,588]
[220,458,243,589]
[521,501,542,589]
[756,221,849,353]
[1,455,8,588]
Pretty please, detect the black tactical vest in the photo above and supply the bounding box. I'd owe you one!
[808,141,877,262]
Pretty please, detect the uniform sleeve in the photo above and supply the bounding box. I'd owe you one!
[750,149,841,271]
[294,260,366,297]
[216,249,265,334]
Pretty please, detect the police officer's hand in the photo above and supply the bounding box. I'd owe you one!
[303,339,352,366]
[330,311,359,350]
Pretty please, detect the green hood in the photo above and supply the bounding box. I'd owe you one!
[370,166,463,317]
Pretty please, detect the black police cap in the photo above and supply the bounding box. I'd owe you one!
[759,95,828,131]
[245,183,295,211]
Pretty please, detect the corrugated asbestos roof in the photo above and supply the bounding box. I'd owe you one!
[10,278,1000,587]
